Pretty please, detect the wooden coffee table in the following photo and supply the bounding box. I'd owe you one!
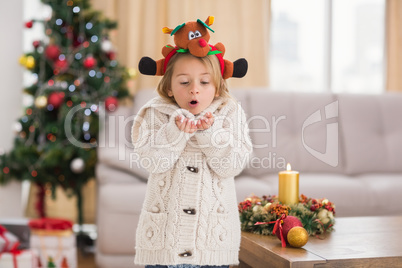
[239,216,402,268]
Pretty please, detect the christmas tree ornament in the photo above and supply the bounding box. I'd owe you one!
[25,56,36,69]
[105,96,118,111]
[25,20,34,28]
[35,96,48,109]
[70,158,85,173]
[275,215,303,246]
[18,55,27,66]
[83,55,97,69]
[101,39,113,52]
[14,122,23,133]
[106,51,116,60]
[54,58,69,72]
[45,44,61,60]
[48,92,65,109]
[33,40,41,48]
[128,68,138,79]
[287,226,308,248]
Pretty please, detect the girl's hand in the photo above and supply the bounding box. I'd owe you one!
[196,112,214,130]
[175,115,197,133]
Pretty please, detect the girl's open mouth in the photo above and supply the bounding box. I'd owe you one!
[189,100,198,107]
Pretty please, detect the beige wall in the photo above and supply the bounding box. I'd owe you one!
[0,0,24,218]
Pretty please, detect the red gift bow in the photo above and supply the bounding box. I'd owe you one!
[28,218,73,231]
[10,242,22,268]
[0,241,22,268]
[0,224,10,253]
[255,214,287,247]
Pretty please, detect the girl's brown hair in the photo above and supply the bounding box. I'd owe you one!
[157,53,230,104]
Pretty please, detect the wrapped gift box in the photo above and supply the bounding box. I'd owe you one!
[0,249,35,268]
[0,225,20,252]
[0,218,31,250]
[29,218,77,268]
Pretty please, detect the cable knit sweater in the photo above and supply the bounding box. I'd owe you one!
[131,96,252,266]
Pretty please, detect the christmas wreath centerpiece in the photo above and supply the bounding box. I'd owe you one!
[239,194,335,237]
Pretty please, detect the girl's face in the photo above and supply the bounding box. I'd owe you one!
[168,55,218,115]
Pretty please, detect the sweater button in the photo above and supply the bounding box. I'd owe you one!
[159,180,165,187]
[219,234,226,241]
[183,209,196,215]
[218,206,224,213]
[152,206,159,213]
[178,251,192,257]
[186,166,199,173]
[147,231,153,238]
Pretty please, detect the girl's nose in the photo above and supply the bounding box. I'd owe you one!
[190,84,199,94]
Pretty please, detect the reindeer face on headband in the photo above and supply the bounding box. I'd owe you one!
[163,16,215,57]
[138,16,248,79]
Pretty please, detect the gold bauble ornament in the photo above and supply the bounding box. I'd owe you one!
[19,55,27,66]
[287,226,308,248]
[35,96,48,108]
[25,56,35,69]
[127,68,138,79]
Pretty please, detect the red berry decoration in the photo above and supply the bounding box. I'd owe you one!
[275,215,303,246]
[105,96,118,112]
[25,20,33,28]
[83,56,97,69]
[45,44,61,61]
[48,92,65,109]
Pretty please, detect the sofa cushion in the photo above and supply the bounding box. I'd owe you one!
[244,90,344,176]
[339,93,402,174]
[96,167,148,254]
[97,93,153,180]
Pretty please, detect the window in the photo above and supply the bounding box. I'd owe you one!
[270,0,385,93]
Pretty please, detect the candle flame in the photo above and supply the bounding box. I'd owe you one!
[287,163,291,171]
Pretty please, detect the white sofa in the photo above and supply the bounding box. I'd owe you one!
[95,88,402,268]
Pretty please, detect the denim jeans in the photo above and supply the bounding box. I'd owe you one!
[145,265,229,268]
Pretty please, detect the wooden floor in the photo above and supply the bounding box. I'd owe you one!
[78,251,96,268]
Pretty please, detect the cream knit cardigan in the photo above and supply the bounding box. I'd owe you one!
[131,96,252,266]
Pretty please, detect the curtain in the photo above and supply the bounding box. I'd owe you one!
[386,0,402,92]
[91,0,271,94]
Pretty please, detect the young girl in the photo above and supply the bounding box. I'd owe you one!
[131,52,252,268]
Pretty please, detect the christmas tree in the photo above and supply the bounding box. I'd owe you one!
[61,257,69,268]
[47,256,56,268]
[0,0,131,225]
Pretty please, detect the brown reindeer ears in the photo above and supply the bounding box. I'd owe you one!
[162,16,215,35]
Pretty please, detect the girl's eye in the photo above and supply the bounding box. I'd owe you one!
[180,81,189,85]
[201,81,209,85]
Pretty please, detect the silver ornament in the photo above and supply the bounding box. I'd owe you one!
[71,158,85,173]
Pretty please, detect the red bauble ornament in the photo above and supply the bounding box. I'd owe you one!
[54,59,69,72]
[106,51,116,60]
[33,40,40,48]
[25,20,33,28]
[48,92,65,109]
[275,215,303,245]
[83,56,97,69]
[45,44,61,61]
[105,96,118,112]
